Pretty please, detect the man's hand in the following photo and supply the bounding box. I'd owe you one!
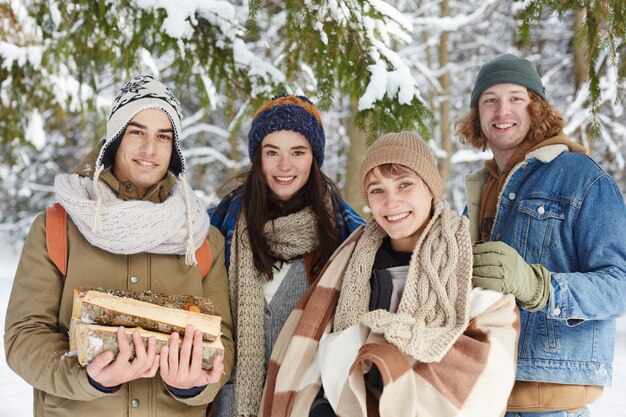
[472,241,551,311]
[87,326,160,388]
[159,325,224,390]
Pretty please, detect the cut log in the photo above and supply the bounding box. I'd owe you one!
[73,322,223,369]
[73,288,215,315]
[80,290,221,341]
[70,288,216,350]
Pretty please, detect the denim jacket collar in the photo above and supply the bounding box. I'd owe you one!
[465,144,569,242]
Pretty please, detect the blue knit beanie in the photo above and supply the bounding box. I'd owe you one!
[248,94,325,167]
[470,54,546,107]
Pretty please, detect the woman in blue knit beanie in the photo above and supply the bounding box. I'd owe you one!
[208,94,364,417]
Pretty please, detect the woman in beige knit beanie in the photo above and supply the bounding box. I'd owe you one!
[358,131,444,252]
[334,130,473,356]
[360,130,444,200]
[260,131,519,417]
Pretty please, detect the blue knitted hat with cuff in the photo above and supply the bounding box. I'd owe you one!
[248,94,325,167]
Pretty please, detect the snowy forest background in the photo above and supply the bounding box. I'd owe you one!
[1,0,626,415]
[2,0,625,238]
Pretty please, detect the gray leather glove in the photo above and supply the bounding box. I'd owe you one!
[472,241,550,312]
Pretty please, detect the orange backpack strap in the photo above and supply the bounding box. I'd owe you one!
[46,203,68,278]
[195,238,212,280]
[45,202,212,280]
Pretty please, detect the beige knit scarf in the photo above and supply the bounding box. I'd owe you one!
[334,199,472,362]
[229,207,319,417]
[54,173,210,264]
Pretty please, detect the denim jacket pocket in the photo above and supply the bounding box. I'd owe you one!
[516,198,566,261]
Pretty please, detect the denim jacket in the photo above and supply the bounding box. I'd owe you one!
[465,144,626,386]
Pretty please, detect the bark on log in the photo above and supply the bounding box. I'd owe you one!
[74,288,215,315]
[73,322,223,369]
[80,290,221,341]
[70,288,220,352]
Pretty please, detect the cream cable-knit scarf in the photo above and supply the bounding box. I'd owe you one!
[229,208,319,417]
[54,173,210,263]
[334,199,472,362]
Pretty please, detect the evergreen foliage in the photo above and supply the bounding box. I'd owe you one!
[1,0,430,149]
[1,0,625,244]
[520,0,625,128]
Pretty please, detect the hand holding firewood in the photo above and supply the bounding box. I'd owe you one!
[159,325,225,389]
[70,288,225,374]
[86,326,160,388]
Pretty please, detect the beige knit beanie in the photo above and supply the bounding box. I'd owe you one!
[360,131,443,201]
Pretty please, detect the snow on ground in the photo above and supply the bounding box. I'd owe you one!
[0,244,32,417]
[0,243,624,416]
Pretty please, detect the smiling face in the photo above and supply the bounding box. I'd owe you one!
[112,108,173,197]
[260,130,314,201]
[478,83,532,170]
[366,165,434,253]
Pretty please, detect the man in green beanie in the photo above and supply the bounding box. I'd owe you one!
[457,54,626,416]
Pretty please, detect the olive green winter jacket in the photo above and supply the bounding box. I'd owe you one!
[4,147,234,417]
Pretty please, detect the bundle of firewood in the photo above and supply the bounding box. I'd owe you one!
[69,288,224,369]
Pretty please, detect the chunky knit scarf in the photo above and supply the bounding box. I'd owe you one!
[260,200,518,417]
[334,199,472,362]
[229,207,319,417]
[54,173,210,263]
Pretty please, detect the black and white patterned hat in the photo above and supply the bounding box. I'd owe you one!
[97,75,185,175]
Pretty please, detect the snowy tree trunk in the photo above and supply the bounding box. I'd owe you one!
[572,9,593,156]
[573,9,588,92]
[344,102,368,216]
[438,0,452,193]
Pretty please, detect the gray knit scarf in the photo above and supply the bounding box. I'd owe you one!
[54,173,210,263]
[334,199,472,362]
[229,207,319,417]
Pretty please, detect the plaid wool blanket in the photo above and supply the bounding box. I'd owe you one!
[260,228,519,417]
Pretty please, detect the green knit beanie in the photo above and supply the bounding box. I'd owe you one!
[470,54,546,107]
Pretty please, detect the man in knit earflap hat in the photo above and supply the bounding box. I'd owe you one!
[458,54,626,416]
[91,75,189,235]
[5,75,234,417]
[98,74,186,177]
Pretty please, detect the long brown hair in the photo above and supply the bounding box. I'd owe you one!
[456,91,564,150]
[238,150,342,279]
